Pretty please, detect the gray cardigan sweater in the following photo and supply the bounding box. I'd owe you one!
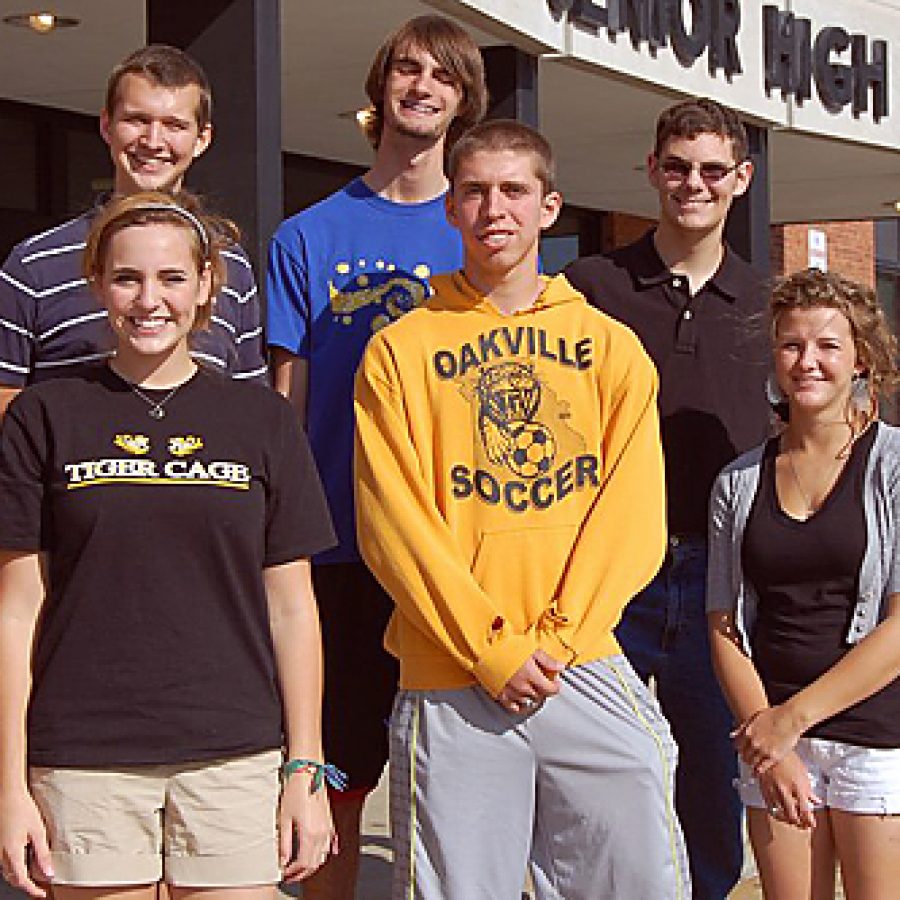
[706,421,900,656]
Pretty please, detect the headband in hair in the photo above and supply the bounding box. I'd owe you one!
[127,203,211,257]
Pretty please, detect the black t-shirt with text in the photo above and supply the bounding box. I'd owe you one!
[0,366,335,767]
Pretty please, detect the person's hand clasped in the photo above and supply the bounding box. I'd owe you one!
[278,771,338,882]
[757,752,821,830]
[0,789,54,898]
[498,650,565,714]
[732,704,804,774]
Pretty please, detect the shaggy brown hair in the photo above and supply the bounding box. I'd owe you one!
[363,15,486,149]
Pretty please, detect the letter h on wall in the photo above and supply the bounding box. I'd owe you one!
[851,35,888,121]
[763,5,811,103]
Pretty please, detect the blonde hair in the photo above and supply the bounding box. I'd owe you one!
[83,191,238,331]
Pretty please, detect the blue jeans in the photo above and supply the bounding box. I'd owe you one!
[615,537,743,900]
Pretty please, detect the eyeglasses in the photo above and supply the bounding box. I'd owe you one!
[658,157,744,185]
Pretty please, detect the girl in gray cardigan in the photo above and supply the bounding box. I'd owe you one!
[707,269,900,899]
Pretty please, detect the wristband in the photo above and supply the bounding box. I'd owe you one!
[283,758,348,793]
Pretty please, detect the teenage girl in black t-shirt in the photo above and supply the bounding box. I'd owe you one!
[0,193,338,898]
[708,269,900,899]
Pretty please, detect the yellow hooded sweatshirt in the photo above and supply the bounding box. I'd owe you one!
[354,272,666,697]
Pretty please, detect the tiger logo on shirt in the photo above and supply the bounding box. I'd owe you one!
[168,435,204,457]
[114,434,150,456]
[474,362,556,479]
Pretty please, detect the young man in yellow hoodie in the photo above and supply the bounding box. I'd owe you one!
[355,120,689,899]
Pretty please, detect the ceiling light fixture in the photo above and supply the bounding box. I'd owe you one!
[3,12,80,33]
[338,107,377,136]
[338,107,376,126]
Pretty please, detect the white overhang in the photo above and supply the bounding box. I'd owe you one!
[1,0,898,224]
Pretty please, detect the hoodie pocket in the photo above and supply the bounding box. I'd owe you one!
[471,525,577,627]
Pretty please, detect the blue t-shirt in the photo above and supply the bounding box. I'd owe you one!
[267,177,463,564]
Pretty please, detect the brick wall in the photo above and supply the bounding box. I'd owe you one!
[603,214,876,288]
[605,212,656,251]
[770,221,875,286]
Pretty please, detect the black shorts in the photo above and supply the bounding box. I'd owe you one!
[312,561,398,794]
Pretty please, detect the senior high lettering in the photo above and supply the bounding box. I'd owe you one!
[435,329,601,514]
[63,431,251,490]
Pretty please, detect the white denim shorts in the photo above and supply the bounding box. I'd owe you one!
[736,736,900,815]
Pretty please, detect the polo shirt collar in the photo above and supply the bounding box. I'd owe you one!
[631,228,743,301]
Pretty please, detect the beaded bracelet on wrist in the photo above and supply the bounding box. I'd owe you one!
[283,758,348,793]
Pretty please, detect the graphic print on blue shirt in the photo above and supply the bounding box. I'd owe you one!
[267,178,463,563]
[329,258,436,333]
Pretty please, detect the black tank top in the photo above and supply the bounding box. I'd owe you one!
[742,427,900,748]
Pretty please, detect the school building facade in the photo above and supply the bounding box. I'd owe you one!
[1,0,899,314]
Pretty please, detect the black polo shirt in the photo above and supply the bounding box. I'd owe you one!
[565,229,770,536]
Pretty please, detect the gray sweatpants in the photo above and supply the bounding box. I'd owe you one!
[389,655,689,900]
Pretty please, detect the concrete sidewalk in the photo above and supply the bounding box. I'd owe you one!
[354,770,393,899]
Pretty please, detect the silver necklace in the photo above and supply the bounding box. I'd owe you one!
[128,382,183,419]
[785,446,845,517]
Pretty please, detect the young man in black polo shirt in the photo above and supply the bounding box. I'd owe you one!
[0,45,266,416]
[565,98,770,900]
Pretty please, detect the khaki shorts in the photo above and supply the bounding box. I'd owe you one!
[29,749,282,887]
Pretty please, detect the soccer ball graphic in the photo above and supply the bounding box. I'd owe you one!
[508,421,555,478]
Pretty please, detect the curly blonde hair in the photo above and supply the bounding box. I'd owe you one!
[769,268,899,401]
[768,269,900,434]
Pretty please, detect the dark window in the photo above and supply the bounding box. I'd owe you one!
[540,204,605,274]
[540,234,580,274]
[875,221,900,424]
[282,153,364,215]
[0,116,38,212]
[66,129,112,213]
[0,98,102,261]
[876,218,900,266]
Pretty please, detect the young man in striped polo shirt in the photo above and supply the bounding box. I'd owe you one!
[0,45,266,415]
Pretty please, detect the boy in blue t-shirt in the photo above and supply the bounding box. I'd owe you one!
[266,14,486,899]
